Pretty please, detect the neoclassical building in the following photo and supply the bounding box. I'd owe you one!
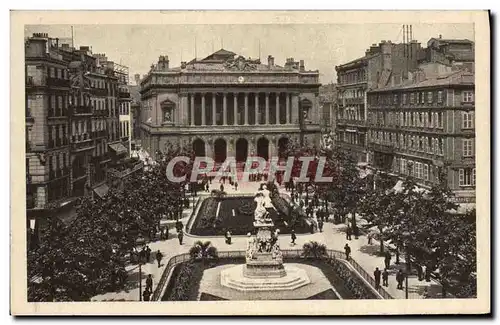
[139,49,321,163]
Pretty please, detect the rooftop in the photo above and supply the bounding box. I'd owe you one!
[370,69,474,92]
[149,49,315,74]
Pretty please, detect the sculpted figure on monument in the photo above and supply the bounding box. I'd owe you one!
[254,193,269,223]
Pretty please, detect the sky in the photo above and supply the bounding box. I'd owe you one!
[25,23,474,85]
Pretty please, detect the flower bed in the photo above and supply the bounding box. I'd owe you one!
[162,256,379,301]
[189,196,310,236]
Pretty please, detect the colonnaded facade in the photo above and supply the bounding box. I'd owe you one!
[139,49,322,163]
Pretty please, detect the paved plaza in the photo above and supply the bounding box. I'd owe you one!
[92,180,444,301]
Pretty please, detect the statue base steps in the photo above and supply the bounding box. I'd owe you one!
[221,264,311,292]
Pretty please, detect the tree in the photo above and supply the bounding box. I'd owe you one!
[189,241,218,262]
[27,145,196,301]
[324,146,365,232]
[302,241,328,259]
[358,173,400,253]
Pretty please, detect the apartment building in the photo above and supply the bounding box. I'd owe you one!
[367,63,475,205]
[25,33,134,237]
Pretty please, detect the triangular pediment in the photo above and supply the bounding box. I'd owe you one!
[201,49,237,62]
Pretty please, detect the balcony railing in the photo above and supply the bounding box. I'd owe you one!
[91,130,107,138]
[337,119,367,126]
[91,88,108,96]
[73,105,93,115]
[107,161,144,179]
[46,77,70,88]
[119,91,131,99]
[94,109,108,117]
[71,133,92,143]
[368,142,395,154]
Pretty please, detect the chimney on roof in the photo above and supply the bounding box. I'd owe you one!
[267,55,274,69]
[439,34,442,39]
[79,46,90,52]
[61,43,69,48]
[299,60,305,72]
[181,61,187,69]
[158,55,170,71]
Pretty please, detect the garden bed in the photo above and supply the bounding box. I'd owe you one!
[189,196,310,236]
[161,257,378,301]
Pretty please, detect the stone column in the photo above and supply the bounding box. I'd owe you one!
[244,93,249,125]
[201,93,206,126]
[212,93,216,125]
[286,93,290,124]
[233,93,238,125]
[265,93,270,125]
[276,93,281,125]
[291,93,299,124]
[190,93,195,126]
[255,93,260,125]
[223,93,227,125]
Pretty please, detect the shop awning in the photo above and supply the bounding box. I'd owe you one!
[93,183,109,199]
[108,143,128,155]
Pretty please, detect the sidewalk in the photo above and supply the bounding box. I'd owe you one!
[92,180,443,301]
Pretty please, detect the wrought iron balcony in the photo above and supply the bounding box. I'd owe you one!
[91,87,108,96]
[119,90,131,99]
[46,77,70,88]
[73,105,93,115]
[368,142,395,154]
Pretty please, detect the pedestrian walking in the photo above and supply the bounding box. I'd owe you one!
[318,219,324,232]
[382,268,389,287]
[425,263,432,282]
[416,264,423,281]
[205,183,209,192]
[344,243,351,260]
[396,269,404,290]
[234,182,238,191]
[291,230,297,245]
[374,267,381,289]
[142,288,151,301]
[177,229,184,245]
[367,232,373,245]
[155,250,163,268]
[220,184,224,192]
[225,230,232,245]
[384,251,391,269]
[146,274,153,292]
[346,226,352,240]
[145,245,151,262]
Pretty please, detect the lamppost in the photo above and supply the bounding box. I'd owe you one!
[135,235,146,301]
[402,230,410,299]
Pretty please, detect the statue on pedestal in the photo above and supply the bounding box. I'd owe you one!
[254,193,271,224]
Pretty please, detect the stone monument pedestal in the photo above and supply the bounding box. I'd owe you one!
[220,219,310,292]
